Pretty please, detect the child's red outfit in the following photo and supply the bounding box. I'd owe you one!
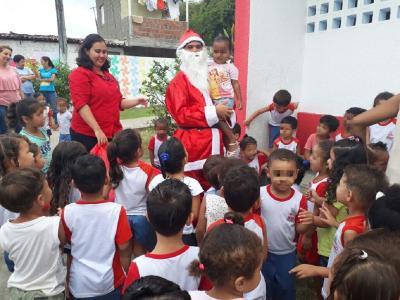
[148,135,170,168]
[266,103,296,148]
[273,137,299,154]
[61,200,132,298]
[322,215,366,299]
[247,152,268,175]
[123,245,203,293]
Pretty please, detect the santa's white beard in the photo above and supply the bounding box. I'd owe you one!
[177,48,209,93]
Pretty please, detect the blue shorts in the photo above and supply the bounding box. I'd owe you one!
[268,124,280,148]
[128,215,156,251]
[59,133,71,142]
[213,97,235,109]
[262,251,296,300]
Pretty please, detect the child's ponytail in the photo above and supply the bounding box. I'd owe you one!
[223,211,245,226]
[107,140,124,188]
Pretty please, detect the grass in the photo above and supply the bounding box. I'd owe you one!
[120,107,155,120]
[138,127,153,163]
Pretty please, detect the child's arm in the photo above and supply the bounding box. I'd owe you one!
[195,196,207,244]
[192,195,201,222]
[244,106,269,126]
[149,151,155,168]
[303,149,311,161]
[296,144,301,156]
[58,219,67,249]
[118,240,132,273]
[343,230,359,246]
[319,204,340,228]
[231,80,243,110]
[261,221,269,261]
[115,207,133,273]
[289,264,329,279]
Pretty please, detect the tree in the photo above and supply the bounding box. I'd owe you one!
[180,0,235,46]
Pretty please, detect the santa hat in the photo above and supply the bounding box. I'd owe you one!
[177,29,205,50]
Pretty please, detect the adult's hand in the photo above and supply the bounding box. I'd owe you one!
[216,103,233,121]
[94,128,108,145]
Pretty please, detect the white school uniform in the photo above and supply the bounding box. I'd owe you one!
[273,137,299,154]
[369,119,396,151]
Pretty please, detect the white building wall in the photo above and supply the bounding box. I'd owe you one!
[302,0,400,115]
[246,0,307,149]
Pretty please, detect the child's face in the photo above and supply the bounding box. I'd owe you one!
[34,152,46,170]
[327,149,335,170]
[336,174,350,205]
[155,123,168,138]
[57,102,67,113]
[29,107,45,128]
[18,140,35,168]
[310,144,324,173]
[212,41,230,64]
[268,159,298,193]
[241,144,258,161]
[316,122,331,138]
[275,104,288,113]
[37,95,45,104]
[280,123,294,139]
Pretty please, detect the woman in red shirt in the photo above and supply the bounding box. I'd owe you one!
[69,34,146,151]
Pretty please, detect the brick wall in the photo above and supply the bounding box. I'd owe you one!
[133,18,187,41]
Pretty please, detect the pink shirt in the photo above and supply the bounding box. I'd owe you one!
[208,61,239,100]
[0,66,22,106]
[304,133,333,151]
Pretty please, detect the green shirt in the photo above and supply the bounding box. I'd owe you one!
[317,201,348,257]
[20,128,51,173]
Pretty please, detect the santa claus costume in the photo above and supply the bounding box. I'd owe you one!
[165,30,223,188]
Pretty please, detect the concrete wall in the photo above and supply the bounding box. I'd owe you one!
[246,0,307,149]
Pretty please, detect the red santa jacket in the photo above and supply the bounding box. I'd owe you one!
[165,71,223,171]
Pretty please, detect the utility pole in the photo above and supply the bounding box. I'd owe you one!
[55,0,68,65]
[186,0,189,29]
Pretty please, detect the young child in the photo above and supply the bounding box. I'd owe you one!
[232,123,241,142]
[368,91,396,151]
[61,154,132,299]
[202,154,226,196]
[108,129,158,254]
[239,135,268,176]
[208,35,243,156]
[13,99,51,172]
[34,92,54,137]
[149,137,203,246]
[304,115,339,160]
[368,141,389,172]
[56,97,72,142]
[245,89,298,148]
[273,116,300,154]
[0,168,66,298]
[47,141,87,214]
[260,149,310,300]
[148,119,170,169]
[189,219,263,300]
[335,107,366,141]
[28,143,45,170]
[123,179,203,292]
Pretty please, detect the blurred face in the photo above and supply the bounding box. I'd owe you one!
[184,41,203,53]
[86,41,108,69]
[36,94,45,104]
[241,143,258,162]
[268,159,298,194]
[34,152,46,170]
[18,140,35,168]
[40,58,48,68]
[328,149,335,170]
[155,123,168,139]
[57,101,67,113]
[212,41,230,64]
[275,104,288,113]
[0,48,12,65]
[336,174,349,205]
[310,144,324,173]
[16,58,25,69]
[316,122,331,138]
[28,107,45,128]
[280,123,294,139]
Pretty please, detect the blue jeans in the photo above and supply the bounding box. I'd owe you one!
[262,251,296,300]
[59,133,71,142]
[128,215,156,251]
[4,251,14,272]
[72,289,120,300]
[268,124,280,148]
[23,92,34,99]
[0,105,8,134]
[41,91,58,123]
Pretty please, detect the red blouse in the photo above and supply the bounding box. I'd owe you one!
[69,67,123,138]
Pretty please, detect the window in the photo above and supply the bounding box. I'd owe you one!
[379,8,391,21]
[347,14,357,26]
[348,0,358,8]
[364,0,374,4]
[307,22,315,33]
[100,5,105,25]
[321,3,329,14]
[319,20,328,31]
[334,0,343,11]
[332,17,342,29]
[362,11,373,23]
[308,5,317,16]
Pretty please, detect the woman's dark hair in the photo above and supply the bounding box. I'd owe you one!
[327,139,367,203]
[47,141,87,214]
[0,168,46,213]
[77,33,110,71]
[0,134,29,174]
[158,137,186,178]
[189,215,262,287]
[123,276,191,300]
[107,129,142,187]
[329,248,400,300]
[203,155,226,190]
[369,185,400,231]
[239,135,257,150]
[8,99,42,128]
[41,56,55,68]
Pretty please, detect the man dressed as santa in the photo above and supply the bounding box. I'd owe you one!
[165,29,232,187]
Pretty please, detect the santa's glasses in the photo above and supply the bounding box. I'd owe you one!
[184,44,203,50]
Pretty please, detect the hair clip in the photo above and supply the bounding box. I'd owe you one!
[159,152,169,163]
[225,219,234,224]
[359,250,368,260]
[199,263,205,270]
[376,191,385,200]
[349,136,361,143]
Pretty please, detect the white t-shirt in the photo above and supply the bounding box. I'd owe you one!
[0,206,19,227]
[273,137,299,154]
[267,103,296,126]
[205,193,228,228]
[189,291,244,300]
[57,110,72,134]
[369,119,396,151]
[149,174,203,234]
[0,216,66,295]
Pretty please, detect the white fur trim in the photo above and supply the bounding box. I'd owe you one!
[205,106,219,127]
[177,36,205,50]
[184,159,207,172]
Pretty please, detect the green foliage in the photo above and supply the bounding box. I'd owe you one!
[180,0,235,46]
[140,60,179,131]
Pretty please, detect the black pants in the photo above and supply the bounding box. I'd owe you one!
[70,128,98,152]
